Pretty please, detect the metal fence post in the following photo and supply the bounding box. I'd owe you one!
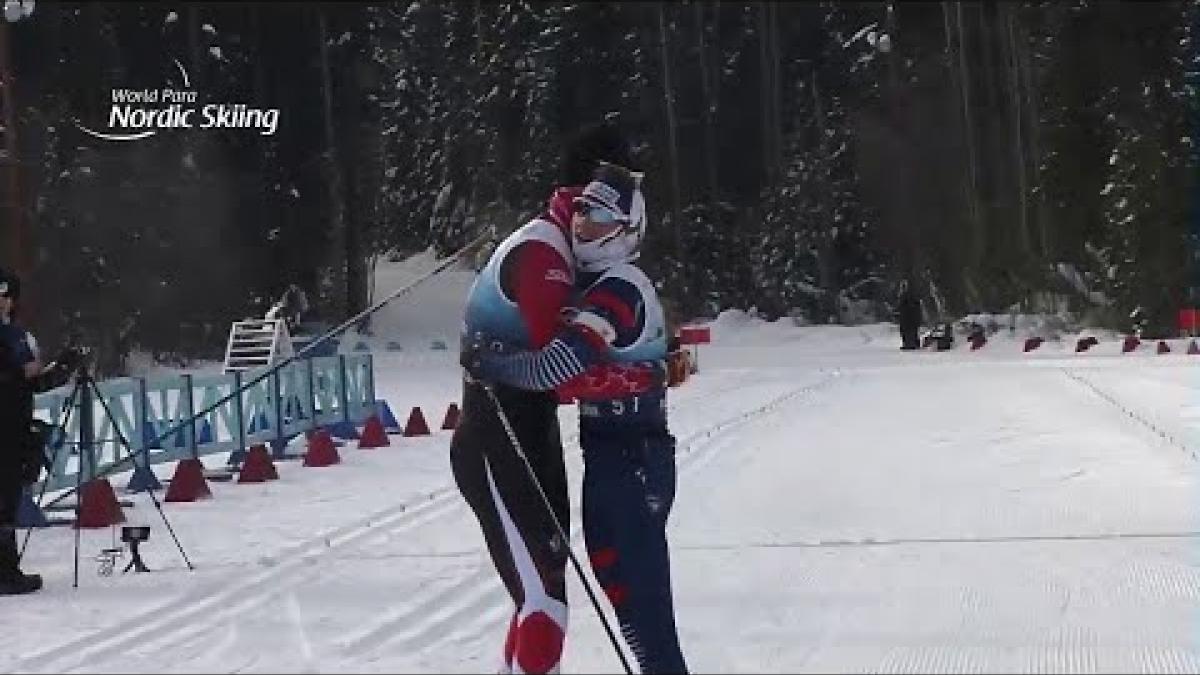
[134,377,149,469]
[305,357,318,434]
[230,371,247,467]
[272,366,287,459]
[182,373,197,459]
[364,354,376,422]
[78,378,96,484]
[338,355,350,426]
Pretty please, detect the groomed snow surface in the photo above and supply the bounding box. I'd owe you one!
[3,257,1198,674]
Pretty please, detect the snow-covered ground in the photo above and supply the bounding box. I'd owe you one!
[3,256,1199,673]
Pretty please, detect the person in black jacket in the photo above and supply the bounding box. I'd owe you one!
[896,279,923,351]
[0,269,82,595]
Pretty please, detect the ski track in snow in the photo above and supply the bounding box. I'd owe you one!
[15,368,842,674]
[364,369,848,672]
[653,358,1199,674]
[6,313,1199,673]
[1058,367,1196,462]
[16,485,463,673]
[322,369,846,667]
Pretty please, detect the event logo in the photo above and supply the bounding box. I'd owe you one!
[76,59,280,141]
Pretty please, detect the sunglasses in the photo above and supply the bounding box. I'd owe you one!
[574,202,623,226]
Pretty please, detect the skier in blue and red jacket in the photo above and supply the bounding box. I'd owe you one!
[465,162,690,674]
[451,124,669,674]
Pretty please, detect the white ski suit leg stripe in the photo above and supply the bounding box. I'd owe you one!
[484,456,568,674]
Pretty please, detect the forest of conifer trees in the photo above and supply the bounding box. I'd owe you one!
[1,1,1195,371]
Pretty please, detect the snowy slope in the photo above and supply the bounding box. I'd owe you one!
[343,248,477,356]
[3,264,1199,674]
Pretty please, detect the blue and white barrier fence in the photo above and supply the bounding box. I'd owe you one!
[31,354,377,493]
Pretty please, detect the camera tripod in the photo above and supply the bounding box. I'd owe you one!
[19,356,193,588]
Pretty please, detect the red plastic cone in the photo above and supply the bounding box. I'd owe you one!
[441,403,461,430]
[1023,337,1043,353]
[165,458,213,503]
[75,478,126,529]
[403,407,431,437]
[1157,340,1171,354]
[260,445,280,480]
[303,429,341,467]
[238,444,278,483]
[1188,340,1199,355]
[1122,336,1140,353]
[357,415,391,449]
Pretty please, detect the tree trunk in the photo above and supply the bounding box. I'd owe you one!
[810,70,841,323]
[317,9,349,321]
[343,21,383,324]
[942,0,982,309]
[756,2,776,184]
[695,1,720,204]
[1003,2,1032,264]
[977,2,997,112]
[656,3,683,259]
[0,22,22,281]
[954,1,985,296]
[768,2,783,177]
[249,5,274,281]
[884,2,917,283]
[972,1,1000,282]
[1015,8,1049,261]
[342,63,367,322]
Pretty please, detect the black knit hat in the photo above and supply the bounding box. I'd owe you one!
[560,122,636,187]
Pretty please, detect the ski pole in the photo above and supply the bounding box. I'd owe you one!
[481,383,633,675]
[42,229,495,509]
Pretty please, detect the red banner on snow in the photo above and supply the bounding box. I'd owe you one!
[678,326,711,345]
